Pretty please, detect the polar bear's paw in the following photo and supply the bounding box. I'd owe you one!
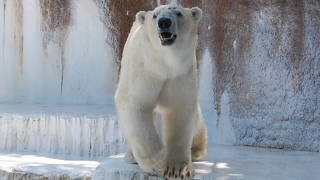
[163,162,194,180]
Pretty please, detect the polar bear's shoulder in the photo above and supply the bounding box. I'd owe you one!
[126,21,143,42]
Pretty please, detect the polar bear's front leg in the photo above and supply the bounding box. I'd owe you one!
[162,108,196,179]
[115,74,166,172]
[117,105,165,171]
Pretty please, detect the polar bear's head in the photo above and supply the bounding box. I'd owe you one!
[136,5,202,48]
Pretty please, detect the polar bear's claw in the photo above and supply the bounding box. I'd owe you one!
[164,163,194,179]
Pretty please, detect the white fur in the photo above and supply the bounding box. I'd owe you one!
[115,5,207,178]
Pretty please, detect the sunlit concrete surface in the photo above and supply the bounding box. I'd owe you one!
[0,153,99,180]
[94,145,320,180]
[0,145,319,179]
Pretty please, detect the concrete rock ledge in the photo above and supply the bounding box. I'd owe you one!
[0,170,91,180]
[93,145,320,180]
[0,153,99,180]
[1,145,320,180]
[93,154,214,180]
[0,104,126,159]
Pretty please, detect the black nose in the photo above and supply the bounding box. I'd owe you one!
[158,18,172,29]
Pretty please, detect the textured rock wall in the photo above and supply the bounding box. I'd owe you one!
[202,1,320,151]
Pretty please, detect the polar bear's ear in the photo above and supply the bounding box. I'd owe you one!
[191,7,202,21]
[136,11,147,24]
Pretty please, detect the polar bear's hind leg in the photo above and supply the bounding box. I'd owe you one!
[191,125,208,160]
[191,106,208,160]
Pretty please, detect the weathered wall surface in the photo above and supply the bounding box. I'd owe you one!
[0,0,117,104]
[196,0,320,151]
[0,0,319,151]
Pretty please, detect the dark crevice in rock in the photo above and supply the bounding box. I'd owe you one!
[60,54,66,95]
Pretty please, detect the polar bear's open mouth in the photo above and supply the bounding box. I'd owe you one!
[159,32,177,46]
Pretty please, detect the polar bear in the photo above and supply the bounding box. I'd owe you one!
[115,4,207,179]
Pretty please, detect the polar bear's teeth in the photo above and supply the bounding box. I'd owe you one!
[163,36,173,40]
[160,33,175,41]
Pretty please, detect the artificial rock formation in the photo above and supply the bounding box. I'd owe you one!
[0,0,319,153]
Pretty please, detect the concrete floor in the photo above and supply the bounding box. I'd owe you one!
[0,145,319,179]
[95,145,320,180]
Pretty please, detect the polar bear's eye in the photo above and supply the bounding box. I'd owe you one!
[176,12,183,17]
[153,14,157,19]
